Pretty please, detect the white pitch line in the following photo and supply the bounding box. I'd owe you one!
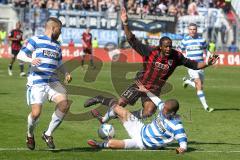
[1,148,240,153]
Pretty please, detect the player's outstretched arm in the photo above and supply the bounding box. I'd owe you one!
[136,81,163,108]
[197,54,219,69]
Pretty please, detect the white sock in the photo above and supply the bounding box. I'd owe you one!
[27,114,39,137]
[45,109,65,136]
[197,90,209,110]
[185,79,195,88]
[102,107,116,123]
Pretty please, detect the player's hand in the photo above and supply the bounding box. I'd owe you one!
[31,58,41,66]
[207,54,219,66]
[176,147,186,154]
[136,80,148,93]
[64,73,72,84]
[121,7,128,24]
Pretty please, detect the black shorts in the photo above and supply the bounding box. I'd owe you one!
[83,48,92,54]
[121,83,160,106]
[11,50,20,56]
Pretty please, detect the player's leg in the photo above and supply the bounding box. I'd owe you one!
[195,72,214,112]
[85,84,141,123]
[26,86,46,150]
[8,50,17,76]
[88,48,96,69]
[131,90,158,119]
[88,106,145,149]
[183,69,196,88]
[42,83,71,148]
[88,139,141,149]
[81,48,87,67]
[81,55,85,66]
[18,59,26,77]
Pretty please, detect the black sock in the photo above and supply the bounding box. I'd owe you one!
[131,109,144,119]
[90,59,94,66]
[99,96,117,107]
[20,64,24,72]
[9,64,12,70]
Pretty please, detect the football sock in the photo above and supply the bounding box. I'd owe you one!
[27,114,39,137]
[19,64,24,72]
[90,59,94,66]
[98,141,109,148]
[102,107,117,123]
[185,79,195,88]
[81,55,85,66]
[45,109,65,136]
[131,109,144,119]
[197,90,209,110]
[101,97,117,107]
[8,64,12,70]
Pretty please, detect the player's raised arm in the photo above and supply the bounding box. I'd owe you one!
[121,7,151,56]
[136,81,164,110]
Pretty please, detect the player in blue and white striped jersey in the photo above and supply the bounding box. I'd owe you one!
[17,17,72,150]
[87,81,187,154]
[180,23,214,112]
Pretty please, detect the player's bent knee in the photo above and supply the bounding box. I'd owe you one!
[57,100,71,113]
[118,98,127,107]
[142,106,156,117]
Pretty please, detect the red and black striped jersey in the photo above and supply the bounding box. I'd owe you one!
[9,29,23,51]
[127,34,199,92]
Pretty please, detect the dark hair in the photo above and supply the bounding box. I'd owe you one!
[188,23,197,28]
[46,17,62,27]
[159,36,172,46]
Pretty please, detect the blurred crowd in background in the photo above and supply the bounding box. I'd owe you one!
[0,0,232,15]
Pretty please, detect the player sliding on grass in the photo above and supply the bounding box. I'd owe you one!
[17,17,72,150]
[84,7,219,123]
[88,81,187,154]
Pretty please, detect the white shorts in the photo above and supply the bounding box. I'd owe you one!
[188,69,204,82]
[26,82,66,106]
[123,114,145,149]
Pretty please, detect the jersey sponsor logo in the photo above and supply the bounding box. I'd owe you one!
[155,116,166,133]
[187,45,201,51]
[154,62,169,70]
[43,50,58,59]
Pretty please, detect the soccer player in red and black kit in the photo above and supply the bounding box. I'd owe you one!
[84,8,219,122]
[8,21,26,76]
[81,28,96,69]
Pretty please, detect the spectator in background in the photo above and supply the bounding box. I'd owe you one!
[92,37,98,49]
[228,41,238,53]
[92,37,98,60]
[68,38,75,55]
[187,2,199,15]
[0,28,7,46]
[208,40,216,53]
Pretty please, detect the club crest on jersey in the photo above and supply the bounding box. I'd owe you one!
[43,50,58,59]
[168,60,173,66]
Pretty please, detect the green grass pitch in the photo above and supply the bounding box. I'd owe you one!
[0,58,239,160]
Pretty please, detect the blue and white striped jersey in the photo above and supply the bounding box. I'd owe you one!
[19,35,62,86]
[141,102,187,150]
[180,35,207,63]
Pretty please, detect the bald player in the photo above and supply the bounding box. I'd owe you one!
[17,17,72,150]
